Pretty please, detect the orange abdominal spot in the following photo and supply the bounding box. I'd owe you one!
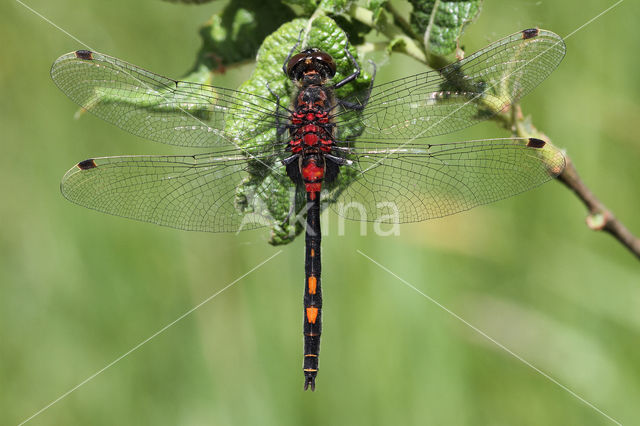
[308,276,317,294]
[306,307,319,324]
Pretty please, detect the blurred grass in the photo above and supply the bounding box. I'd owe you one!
[1,0,639,425]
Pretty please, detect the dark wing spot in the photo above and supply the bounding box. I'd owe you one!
[527,138,546,148]
[522,28,539,40]
[77,159,97,170]
[74,50,94,60]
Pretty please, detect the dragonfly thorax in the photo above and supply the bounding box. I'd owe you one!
[289,84,335,153]
[295,86,331,110]
[286,86,340,193]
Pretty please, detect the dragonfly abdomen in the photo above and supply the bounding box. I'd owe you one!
[303,190,322,391]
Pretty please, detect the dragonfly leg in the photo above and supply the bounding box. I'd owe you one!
[336,60,377,111]
[333,41,360,89]
[283,29,304,76]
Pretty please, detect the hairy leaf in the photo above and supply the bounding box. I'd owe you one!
[318,0,351,14]
[187,0,296,79]
[409,0,482,56]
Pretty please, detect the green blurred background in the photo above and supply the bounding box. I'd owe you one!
[2,0,639,425]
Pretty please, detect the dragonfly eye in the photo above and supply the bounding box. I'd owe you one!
[286,48,336,82]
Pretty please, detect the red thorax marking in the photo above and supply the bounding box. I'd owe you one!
[290,111,332,153]
[304,133,319,146]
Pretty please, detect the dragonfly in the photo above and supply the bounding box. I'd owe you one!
[51,27,566,391]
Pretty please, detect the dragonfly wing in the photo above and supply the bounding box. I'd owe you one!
[335,29,565,145]
[61,151,293,232]
[329,138,565,223]
[51,50,282,149]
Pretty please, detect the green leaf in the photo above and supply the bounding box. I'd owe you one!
[409,0,482,57]
[366,0,388,21]
[187,0,296,80]
[330,15,370,45]
[230,16,372,245]
[317,0,351,14]
[282,0,318,15]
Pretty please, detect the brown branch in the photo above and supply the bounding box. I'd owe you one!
[497,105,640,260]
[557,156,640,260]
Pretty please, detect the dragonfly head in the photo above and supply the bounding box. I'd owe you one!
[286,48,336,85]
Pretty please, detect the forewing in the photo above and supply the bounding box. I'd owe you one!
[335,29,565,145]
[51,50,282,149]
[330,138,565,223]
[61,152,294,232]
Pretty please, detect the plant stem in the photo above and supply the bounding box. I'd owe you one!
[503,105,640,260]
[557,157,640,260]
[348,4,427,64]
[384,1,419,40]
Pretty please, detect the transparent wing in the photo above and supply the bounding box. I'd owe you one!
[51,50,284,149]
[329,137,565,223]
[61,151,295,232]
[334,29,566,146]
